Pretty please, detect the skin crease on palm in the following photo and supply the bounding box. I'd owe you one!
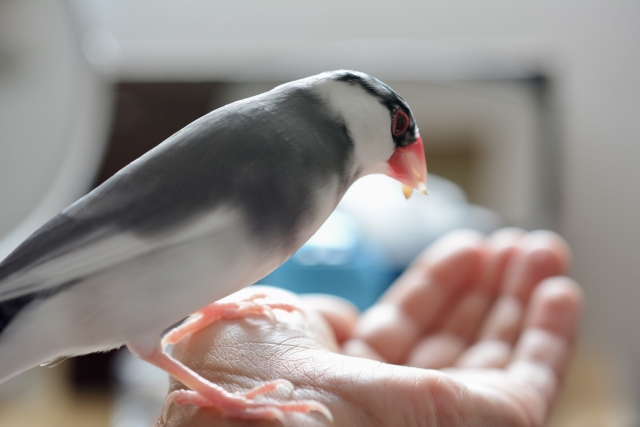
[157,228,583,427]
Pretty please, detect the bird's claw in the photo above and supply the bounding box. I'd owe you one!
[162,380,332,424]
[161,296,303,349]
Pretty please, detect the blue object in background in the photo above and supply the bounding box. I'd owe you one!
[261,174,501,311]
[260,210,395,311]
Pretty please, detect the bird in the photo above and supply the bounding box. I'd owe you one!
[0,70,427,422]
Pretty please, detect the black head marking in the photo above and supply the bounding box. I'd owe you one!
[333,71,418,147]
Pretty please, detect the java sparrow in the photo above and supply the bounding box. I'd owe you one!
[0,70,427,421]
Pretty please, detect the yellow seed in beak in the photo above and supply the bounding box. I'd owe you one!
[402,184,413,199]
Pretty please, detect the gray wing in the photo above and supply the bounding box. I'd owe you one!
[0,84,354,302]
[0,213,151,301]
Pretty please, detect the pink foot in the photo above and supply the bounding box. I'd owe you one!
[163,380,332,423]
[127,296,330,424]
[162,294,302,349]
[244,379,294,399]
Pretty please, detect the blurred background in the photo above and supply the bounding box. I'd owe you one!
[0,1,639,426]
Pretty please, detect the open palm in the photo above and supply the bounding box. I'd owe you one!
[159,228,582,427]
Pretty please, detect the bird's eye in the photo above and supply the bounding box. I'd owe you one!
[392,110,410,137]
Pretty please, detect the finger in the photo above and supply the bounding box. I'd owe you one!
[406,228,523,368]
[355,229,485,364]
[441,227,525,339]
[478,227,526,294]
[300,294,360,345]
[479,231,570,344]
[342,338,386,361]
[455,231,571,368]
[502,231,571,302]
[507,277,583,404]
[454,297,522,368]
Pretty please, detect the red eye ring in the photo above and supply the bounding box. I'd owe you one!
[392,110,410,137]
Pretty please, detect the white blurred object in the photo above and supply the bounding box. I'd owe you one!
[338,174,501,267]
[0,0,113,260]
[82,28,122,74]
[0,0,113,403]
[111,349,169,427]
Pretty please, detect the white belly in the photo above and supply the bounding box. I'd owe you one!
[0,211,286,379]
[0,180,340,381]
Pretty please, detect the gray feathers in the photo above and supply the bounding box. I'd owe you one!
[0,83,354,310]
[0,69,416,352]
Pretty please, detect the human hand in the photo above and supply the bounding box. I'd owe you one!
[158,228,582,427]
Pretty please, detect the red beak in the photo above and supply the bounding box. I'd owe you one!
[386,136,428,199]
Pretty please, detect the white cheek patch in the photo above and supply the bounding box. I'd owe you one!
[311,80,394,178]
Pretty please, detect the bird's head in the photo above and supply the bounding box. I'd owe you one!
[309,70,427,198]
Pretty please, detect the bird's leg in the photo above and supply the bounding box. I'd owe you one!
[161,293,301,350]
[127,342,332,423]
